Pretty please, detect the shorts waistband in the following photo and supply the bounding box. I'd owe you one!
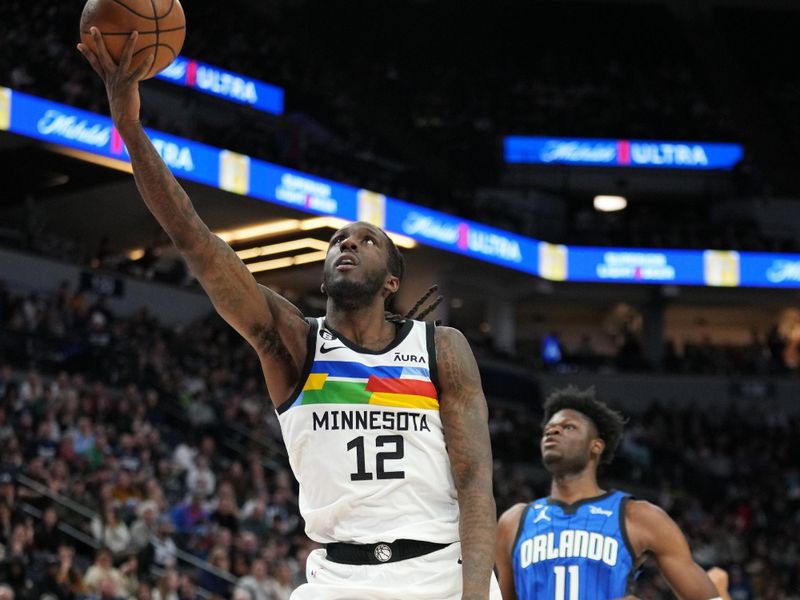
[325,539,451,565]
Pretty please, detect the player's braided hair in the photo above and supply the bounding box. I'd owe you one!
[375,226,443,323]
[541,386,627,464]
[385,285,444,324]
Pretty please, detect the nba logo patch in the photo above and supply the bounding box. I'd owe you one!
[219,150,250,195]
[0,87,11,131]
[374,544,392,562]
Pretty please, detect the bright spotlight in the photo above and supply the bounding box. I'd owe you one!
[593,195,628,212]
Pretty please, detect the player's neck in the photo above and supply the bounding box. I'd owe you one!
[325,303,396,349]
[549,467,603,505]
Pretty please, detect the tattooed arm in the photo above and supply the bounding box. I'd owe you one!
[437,326,497,600]
[77,31,308,402]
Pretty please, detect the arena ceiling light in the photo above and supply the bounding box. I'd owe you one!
[245,251,329,273]
[217,216,417,249]
[235,238,329,260]
[593,195,628,212]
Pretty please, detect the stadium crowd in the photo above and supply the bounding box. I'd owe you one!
[2,1,800,597]
[0,280,798,598]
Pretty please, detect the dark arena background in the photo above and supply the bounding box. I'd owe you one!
[1,0,799,598]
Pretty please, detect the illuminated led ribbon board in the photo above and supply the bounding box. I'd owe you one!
[505,136,744,170]
[156,57,284,116]
[3,86,800,289]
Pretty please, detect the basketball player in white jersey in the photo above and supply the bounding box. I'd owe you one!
[79,31,500,600]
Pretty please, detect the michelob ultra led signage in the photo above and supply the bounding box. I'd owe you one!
[505,136,743,171]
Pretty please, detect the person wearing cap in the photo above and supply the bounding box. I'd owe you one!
[130,500,159,552]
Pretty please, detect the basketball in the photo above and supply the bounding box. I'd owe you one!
[79,0,185,79]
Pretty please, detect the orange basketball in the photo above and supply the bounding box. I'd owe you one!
[80,0,186,79]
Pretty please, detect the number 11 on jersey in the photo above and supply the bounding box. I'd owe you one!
[554,565,579,600]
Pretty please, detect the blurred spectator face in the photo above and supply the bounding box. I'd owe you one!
[58,544,75,564]
[178,575,197,598]
[43,506,58,527]
[157,517,173,538]
[117,470,132,488]
[216,528,232,548]
[95,548,113,568]
[251,558,267,579]
[103,505,118,524]
[240,532,258,556]
[218,497,233,514]
[0,584,13,600]
[139,501,157,525]
[136,583,152,600]
[275,561,292,585]
[70,478,86,496]
[0,476,15,501]
[209,547,230,570]
[200,436,215,456]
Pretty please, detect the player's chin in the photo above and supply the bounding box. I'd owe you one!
[541,449,563,466]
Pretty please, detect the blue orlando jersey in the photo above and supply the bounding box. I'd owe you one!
[512,491,637,600]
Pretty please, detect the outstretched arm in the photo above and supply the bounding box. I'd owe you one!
[495,503,526,600]
[627,500,721,600]
[437,326,496,600]
[77,31,308,401]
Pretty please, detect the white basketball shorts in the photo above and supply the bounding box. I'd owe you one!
[291,542,502,600]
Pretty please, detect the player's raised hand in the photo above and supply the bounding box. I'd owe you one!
[707,567,731,600]
[76,28,154,126]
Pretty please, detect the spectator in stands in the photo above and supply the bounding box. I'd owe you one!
[1,556,31,600]
[270,560,294,600]
[0,584,14,600]
[210,487,239,535]
[53,543,87,599]
[83,548,127,597]
[71,417,96,456]
[129,499,158,552]
[32,504,63,554]
[239,496,269,540]
[152,568,180,600]
[85,574,126,600]
[235,557,277,600]
[185,455,215,500]
[176,574,199,600]
[169,491,210,541]
[139,515,177,573]
[111,468,144,516]
[197,546,233,598]
[90,505,131,557]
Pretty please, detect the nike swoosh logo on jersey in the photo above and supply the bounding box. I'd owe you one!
[320,344,346,354]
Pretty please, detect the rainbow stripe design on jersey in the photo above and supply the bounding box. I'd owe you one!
[290,361,439,411]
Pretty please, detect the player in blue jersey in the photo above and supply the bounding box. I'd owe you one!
[495,387,727,600]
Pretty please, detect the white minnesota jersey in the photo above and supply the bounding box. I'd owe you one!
[277,317,459,544]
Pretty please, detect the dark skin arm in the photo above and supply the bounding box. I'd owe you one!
[77,31,308,404]
[436,326,496,600]
[495,503,526,600]
[627,500,721,600]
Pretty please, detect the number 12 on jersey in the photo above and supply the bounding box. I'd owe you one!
[554,565,579,600]
[347,435,405,480]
